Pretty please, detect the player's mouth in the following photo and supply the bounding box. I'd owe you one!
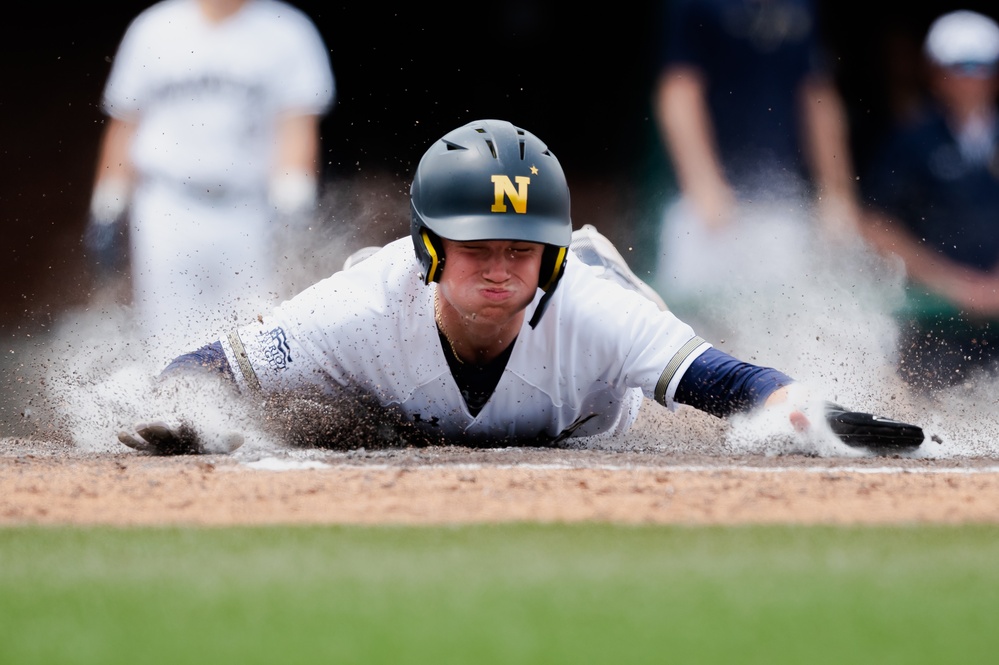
[478,286,514,302]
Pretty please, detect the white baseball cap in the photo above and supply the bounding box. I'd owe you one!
[924,9,999,70]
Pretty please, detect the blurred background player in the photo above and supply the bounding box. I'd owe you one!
[83,0,335,362]
[651,0,862,341]
[860,9,999,393]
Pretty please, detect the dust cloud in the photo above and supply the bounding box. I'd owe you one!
[1,175,410,454]
[652,202,999,459]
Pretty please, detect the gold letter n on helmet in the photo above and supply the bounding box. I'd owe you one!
[490,175,530,213]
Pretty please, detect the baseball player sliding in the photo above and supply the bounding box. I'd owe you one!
[118,119,923,456]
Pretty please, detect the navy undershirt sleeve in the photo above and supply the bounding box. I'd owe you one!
[674,347,794,418]
[161,341,236,383]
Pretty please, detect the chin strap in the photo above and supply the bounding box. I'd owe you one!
[528,289,556,329]
[529,249,568,328]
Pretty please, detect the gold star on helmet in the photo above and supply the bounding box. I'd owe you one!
[530,165,539,175]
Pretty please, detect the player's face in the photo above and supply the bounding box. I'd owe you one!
[438,238,543,324]
[932,63,999,114]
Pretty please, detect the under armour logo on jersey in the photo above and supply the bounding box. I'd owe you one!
[491,172,534,213]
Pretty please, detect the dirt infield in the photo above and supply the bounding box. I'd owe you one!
[5,416,999,527]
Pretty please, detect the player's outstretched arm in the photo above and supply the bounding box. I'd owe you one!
[118,342,245,456]
[679,350,925,454]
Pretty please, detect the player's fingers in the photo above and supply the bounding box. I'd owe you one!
[141,421,205,455]
[119,421,240,455]
[117,429,154,452]
[136,421,178,445]
[218,432,244,453]
[789,410,810,433]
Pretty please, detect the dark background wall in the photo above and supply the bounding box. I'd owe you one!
[2,1,997,334]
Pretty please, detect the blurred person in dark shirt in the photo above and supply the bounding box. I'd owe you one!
[652,0,861,337]
[861,9,999,392]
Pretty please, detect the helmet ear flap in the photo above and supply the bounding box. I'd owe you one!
[538,245,567,293]
[419,228,446,284]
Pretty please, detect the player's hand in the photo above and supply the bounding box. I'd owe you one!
[764,386,924,455]
[118,421,244,456]
[83,216,119,253]
[689,182,737,232]
[823,403,924,454]
[815,193,862,244]
[83,214,129,285]
[937,270,999,317]
[85,178,131,282]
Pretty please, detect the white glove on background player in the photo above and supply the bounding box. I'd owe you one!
[84,178,132,287]
[84,178,130,253]
[269,172,318,221]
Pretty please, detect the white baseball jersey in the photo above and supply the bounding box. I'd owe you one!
[104,0,334,188]
[219,238,711,442]
[102,0,335,360]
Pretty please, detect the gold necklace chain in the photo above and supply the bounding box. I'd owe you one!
[434,290,465,365]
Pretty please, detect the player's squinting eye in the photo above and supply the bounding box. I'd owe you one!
[454,242,540,257]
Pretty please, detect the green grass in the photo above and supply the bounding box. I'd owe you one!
[1,524,997,664]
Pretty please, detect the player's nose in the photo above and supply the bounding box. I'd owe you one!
[480,249,513,279]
